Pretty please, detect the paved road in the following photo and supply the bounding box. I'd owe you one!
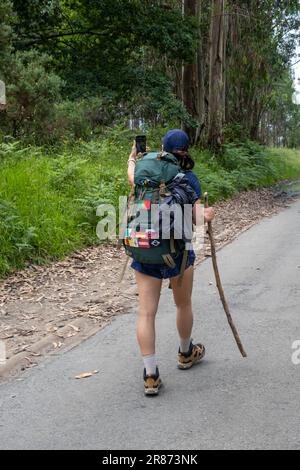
[1,199,300,450]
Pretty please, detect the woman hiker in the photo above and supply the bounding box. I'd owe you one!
[127,129,215,396]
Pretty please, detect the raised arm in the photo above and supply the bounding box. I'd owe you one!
[127,142,137,186]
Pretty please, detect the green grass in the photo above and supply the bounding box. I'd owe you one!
[265,147,300,181]
[0,134,300,277]
[0,139,130,275]
[192,142,300,203]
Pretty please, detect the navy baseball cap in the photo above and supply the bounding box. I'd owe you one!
[162,129,190,153]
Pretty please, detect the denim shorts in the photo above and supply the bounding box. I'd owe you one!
[131,250,196,280]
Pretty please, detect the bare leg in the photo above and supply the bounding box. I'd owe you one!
[170,266,194,343]
[135,271,162,356]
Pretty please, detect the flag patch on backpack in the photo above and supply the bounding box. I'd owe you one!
[137,239,150,248]
[124,238,139,248]
[138,200,151,210]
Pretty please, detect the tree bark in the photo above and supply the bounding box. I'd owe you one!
[222,5,229,125]
[182,0,202,144]
[195,0,207,144]
[207,0,226,150]
[0,80,6,110]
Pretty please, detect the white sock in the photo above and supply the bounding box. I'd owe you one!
[180,337,191,354]
[143,354,157,376]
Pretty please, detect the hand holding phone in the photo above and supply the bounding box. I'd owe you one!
[135,135,147,154]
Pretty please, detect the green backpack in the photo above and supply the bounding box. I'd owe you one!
[123,151,187,269]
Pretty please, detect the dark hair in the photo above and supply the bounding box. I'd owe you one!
[173,152,195,171]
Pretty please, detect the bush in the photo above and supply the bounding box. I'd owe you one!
[49,97,123,144]
[128,67,195,128]
[2,50,63,143]
[223,123,250,142]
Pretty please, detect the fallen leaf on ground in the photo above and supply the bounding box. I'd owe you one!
[24,356,38,366]
[69,324,80,332]
[75,370,99,380]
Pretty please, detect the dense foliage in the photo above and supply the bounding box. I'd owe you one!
[0,0,299,146]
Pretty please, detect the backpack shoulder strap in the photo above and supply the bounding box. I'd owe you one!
[157,151,179,165]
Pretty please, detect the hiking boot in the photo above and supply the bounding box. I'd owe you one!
[144,367,162,396]
[177,342,206,370]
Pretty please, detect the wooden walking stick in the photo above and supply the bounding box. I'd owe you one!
[204,192,247,358]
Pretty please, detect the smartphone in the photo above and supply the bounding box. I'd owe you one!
[135,135,147,154]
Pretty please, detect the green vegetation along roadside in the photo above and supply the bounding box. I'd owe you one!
[0,130,299,277]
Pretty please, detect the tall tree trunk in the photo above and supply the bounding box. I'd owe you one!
[0,80,6,111]
[182,0,201,144]
[222,6,229,125]
[207,0,226,150]
[195,0,207,144]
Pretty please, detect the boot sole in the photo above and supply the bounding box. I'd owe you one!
[144,382,163,396]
